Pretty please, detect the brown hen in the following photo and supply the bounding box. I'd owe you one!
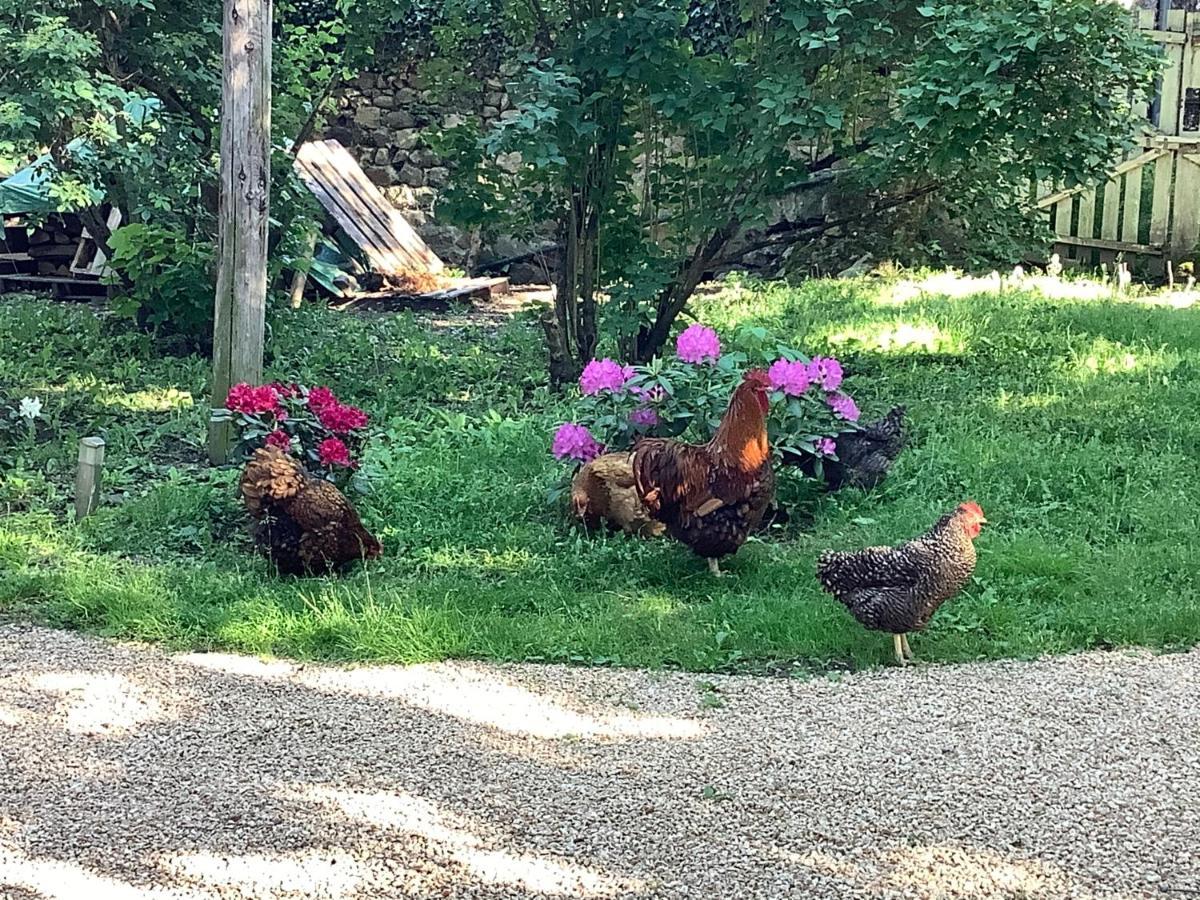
[570,452,665,537]
[239,446,382,575]
[816,502,986,664]
[632,370,775,575]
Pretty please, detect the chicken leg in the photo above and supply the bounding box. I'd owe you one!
[900,633,914,661]
[892,634,907,665]
[707,558,723,577]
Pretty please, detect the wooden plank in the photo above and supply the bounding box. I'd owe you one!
[1054,197,1074,239]
[1172,154,1200,261]
[74,437,105,521]
[294,140,444,276]
[1100,179,1122,241]
[209,0,271,465]
[1035,149,1166,208]
[1142,29,1188,45]
[1121,166,1143,245]
[1149,152,1174,246]
[1076,188,1097,242]
[1158,11,1188,135]
[1052,235,1164,256]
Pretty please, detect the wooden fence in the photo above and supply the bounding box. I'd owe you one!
[1035,4,1200,274]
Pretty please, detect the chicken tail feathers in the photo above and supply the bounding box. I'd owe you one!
[239,446,306,517]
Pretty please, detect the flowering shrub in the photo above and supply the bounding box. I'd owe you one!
[223,382,370,486]
[551,324,862,474]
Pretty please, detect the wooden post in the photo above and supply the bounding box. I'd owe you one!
[74,437,105,521]
[209,0,273,464]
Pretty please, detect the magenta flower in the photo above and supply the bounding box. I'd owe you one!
[579,358,633,396]
[552,423,604,462]
[676,324,721,364]
[265,429,292,451]
[307,386,338,412]
[318,402,369,434]
[317,436,354,467]
[827,391,860,422]
[629,407,659,428]
[815,437,837,457]
[808,357,844,391]
[767,359,812,396]
[226,383,281,415]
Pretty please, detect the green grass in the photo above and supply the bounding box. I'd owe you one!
[2,274,1198,672]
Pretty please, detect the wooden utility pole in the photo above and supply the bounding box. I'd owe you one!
[209,0,272,464]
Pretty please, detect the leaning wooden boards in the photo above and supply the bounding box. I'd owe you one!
[294,139,445,276]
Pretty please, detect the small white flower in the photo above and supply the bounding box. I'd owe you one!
[18,397,42,421]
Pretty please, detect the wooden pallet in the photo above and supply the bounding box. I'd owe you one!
[294,140,444,277]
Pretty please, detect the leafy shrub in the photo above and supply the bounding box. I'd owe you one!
[550,323,860,472]
[222,382,371,487]
[107,224,214,343]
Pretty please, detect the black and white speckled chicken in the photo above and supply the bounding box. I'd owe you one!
[816,502,986,664]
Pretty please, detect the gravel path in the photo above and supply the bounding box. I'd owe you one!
[0,625,1197,900]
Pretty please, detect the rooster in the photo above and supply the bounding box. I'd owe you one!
[816,502,986,664]
[570,452,665,537]
[632,369,775,575]
[239,446,382,575]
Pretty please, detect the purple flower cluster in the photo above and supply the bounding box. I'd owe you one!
[676,324,721,364]
[826,391,860,422]
[814,437,837,457]
[629,407,659,428]
[552,423,604,462]
[579,358,635,396]
[767,359,812,396]
[809,357,844,391]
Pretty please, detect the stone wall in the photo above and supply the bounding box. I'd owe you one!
[322,66,514,268]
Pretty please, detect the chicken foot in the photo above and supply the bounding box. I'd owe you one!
[892,633,914,665]
[707,558,723,577]
[900,633,914,661]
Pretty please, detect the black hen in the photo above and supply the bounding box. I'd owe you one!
[800,406,906,491]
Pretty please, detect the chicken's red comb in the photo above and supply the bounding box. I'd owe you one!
[743,368,772,390]
[959,500,985,517]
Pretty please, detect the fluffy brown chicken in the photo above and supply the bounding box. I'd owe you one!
[570,452,665,537]
[816,502,986,664]
[239,446,382,575]
[632,369,775,575]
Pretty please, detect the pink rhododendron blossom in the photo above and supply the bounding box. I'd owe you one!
[317,437,353,467]
[552,423,603,462]
[808,357,844,391]
[226,383,281,415]
[827,391,860,422]
[579,358,632,395]
[676,324,721,364]
[767,359,812,396]
[265,430,291,451]
[306,386,338,412]
[815,437,837,457]
[318,402,369,433]
[629,407,659,428]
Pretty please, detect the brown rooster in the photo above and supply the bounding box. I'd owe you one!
[816,502,986,664]
[239,446,382,575]
[632,369,775,575]
[570,452,665,537]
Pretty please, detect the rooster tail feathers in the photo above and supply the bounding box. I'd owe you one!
[239,446,306,514]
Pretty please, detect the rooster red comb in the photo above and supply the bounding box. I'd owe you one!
[958,501,986,521]
[743,369,772,390]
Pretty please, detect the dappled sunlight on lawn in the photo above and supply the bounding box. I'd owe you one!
[94,386,195,413]
[411,543,542,576]
[827,319,964,355]
[281,784,645,896]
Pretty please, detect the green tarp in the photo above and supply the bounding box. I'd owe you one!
[0,98,159,215]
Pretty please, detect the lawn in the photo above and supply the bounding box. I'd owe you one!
[1,274,1198,672]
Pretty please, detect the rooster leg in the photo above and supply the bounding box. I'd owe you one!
[900,633,914,661]
[707,558,723,577]
[892,634,908,666]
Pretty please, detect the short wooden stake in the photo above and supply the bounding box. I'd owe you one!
[75,437,105,521]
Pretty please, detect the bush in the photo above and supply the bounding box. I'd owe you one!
[106,223,214,344]
[550,322,860,474]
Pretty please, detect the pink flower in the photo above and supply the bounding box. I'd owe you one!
[265,429,292,451]
[307,386,338,412]
[318,402,369,434]
[226,382,281,415]
[808,357,844,391]
[579,358,633,396]
[767,359,812,396]
[629,407,659,428]
[317,436,353,467]
[552,423,604,462]
[676,324,721,364]
[827,391,860,422]
[272,382,301,399]
[815,437,837,457]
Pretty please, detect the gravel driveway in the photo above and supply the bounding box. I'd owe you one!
[0,624,1196,900]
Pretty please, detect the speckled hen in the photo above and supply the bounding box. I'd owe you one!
[816,502,986,664]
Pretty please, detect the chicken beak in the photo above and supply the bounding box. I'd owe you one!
[979,516,989,524]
